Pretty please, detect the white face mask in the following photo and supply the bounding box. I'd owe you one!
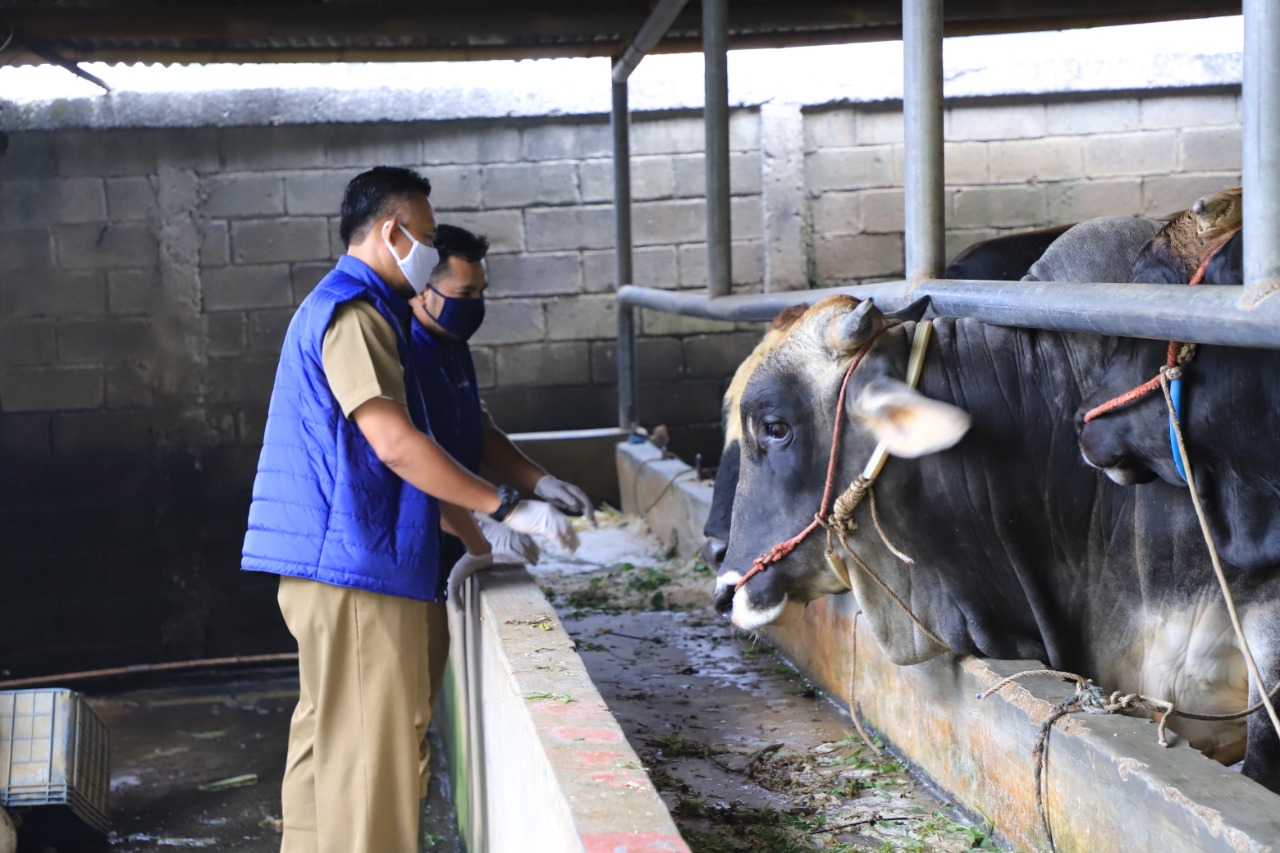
[383,222,440,294]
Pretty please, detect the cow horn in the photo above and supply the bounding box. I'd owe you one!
[886,296,931,324]
[826,299,883,357]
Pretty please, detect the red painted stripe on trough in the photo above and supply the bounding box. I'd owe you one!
[548,725,626,743]
[546,748,633,767]
[581,768,653,790]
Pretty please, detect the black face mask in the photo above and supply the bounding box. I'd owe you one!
[427,285,486,341]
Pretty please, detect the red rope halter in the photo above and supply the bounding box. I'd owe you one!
[734,323,898,592]
[1081,241,1220,424]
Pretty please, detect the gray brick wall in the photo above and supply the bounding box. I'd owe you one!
[0,89,1244,677]
[804,90,1242,285]
[1,94,1244,445]
[0,111,771,675]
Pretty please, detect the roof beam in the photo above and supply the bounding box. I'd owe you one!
[1,1,1241,66]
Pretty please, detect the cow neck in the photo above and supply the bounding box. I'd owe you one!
[735,319,933,595]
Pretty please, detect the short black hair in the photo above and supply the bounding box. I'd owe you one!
[431,223,490,275]
[339,166,432,247]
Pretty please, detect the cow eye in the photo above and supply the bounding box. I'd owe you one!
[759,418,791,446]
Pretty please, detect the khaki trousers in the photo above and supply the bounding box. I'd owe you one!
[278,576,441,853]
[416,601,451,798]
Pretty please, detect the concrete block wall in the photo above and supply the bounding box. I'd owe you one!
[803,90,1242,283]
[0,87,1241,676]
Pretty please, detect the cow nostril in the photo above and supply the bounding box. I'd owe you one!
[713,583,735,616]
[702,538,728,569]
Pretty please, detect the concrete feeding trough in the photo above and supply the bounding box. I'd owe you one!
[437,564,691,853]
[617,440,1280,853]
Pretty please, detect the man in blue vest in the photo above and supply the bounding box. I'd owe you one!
[406,223,594,785]
[241,166,578,853]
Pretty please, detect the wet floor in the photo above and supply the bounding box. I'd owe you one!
[8,670,457,853]
[536,513,1002,851]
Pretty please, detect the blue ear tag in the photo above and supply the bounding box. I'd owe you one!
[1168,375,1188,483]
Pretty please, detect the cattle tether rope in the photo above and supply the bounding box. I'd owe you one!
[1080,339,1196,424]
[977,669,1175,852]
[1080,237,1224,425]
[979,658,1280,853]
[733,321,900,592]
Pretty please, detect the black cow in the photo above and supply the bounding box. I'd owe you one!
[1075,235,1277,787]
[944,224,1074,281]
[1203,229,1243,285]
[714,294,1279,789]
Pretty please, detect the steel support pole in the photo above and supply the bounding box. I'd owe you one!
[1242,0,1280,306]
[704,0,732,298]
[613,78,638,430]
[902,0,945,286]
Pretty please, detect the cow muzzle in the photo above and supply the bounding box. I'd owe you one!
[1077,419,1160,486]
[713,570,794,629]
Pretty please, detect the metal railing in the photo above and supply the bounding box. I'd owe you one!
[612,0,1278,431]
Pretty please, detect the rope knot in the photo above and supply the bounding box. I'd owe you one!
[829,475,871,539]
[1074,680,1110,715]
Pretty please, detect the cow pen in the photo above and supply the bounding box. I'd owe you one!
[0,1,1275,852]
[608,0,1280,851]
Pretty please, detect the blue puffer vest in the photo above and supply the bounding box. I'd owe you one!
[241,255,442,601]
[410,323,484,591]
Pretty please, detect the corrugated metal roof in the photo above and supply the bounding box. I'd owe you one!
[0,0,1242,67]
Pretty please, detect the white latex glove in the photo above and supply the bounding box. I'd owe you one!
[502,500,580,553]
[475,515,541,564]
[534,475,596,526]
[447,552,493,610]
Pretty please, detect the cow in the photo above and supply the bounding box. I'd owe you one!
[1128,187,1242,283]
[1023,216,1163,283]
[712,294,1280,791]
[1074,227,1277,787]
[944,224,1074,281]
[703,227,1084,568]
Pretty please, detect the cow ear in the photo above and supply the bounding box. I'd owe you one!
[854,377,971,458]
[826,299,884,357]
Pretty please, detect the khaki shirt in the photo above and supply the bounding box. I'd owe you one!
[321,300,406,418]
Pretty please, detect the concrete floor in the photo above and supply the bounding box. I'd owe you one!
[8,670,457,853]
